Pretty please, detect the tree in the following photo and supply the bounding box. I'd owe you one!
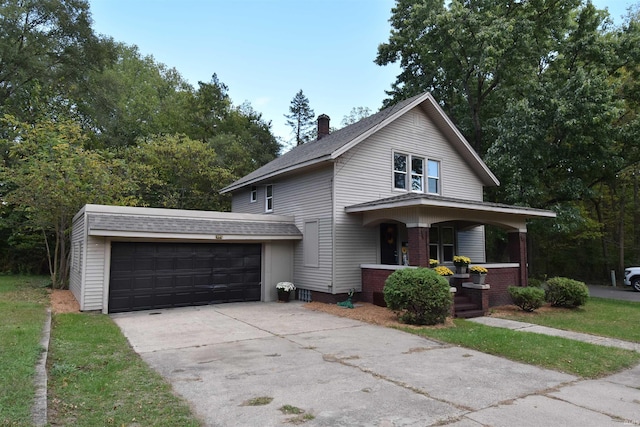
[284,89,315,146]
[341,106,372,127]
[0,0,115,123]
[0,117,132,288]
[376,0,584,154]
[124,134,235,211]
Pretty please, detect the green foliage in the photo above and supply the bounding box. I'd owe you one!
[383,268,452,325]
[284,89,315,146]
[544,277,590,308]
[508,286,545,312]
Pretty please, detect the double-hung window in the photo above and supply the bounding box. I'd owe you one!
[265,184,273,212]
[394,153,439,194]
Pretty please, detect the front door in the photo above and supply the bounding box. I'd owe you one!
[380,223,398,265]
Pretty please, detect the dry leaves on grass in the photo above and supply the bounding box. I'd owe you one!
[304,301,454,329]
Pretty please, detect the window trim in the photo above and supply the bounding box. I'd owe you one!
[303,220,320,267]
[265,184,273,212]
[250,185,257,203]
[393,152,440,194]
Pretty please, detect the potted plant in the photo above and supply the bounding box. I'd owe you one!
[276,281,296,302]
[434,266,453,278]
[453,256,471,274]
[429,259,439,268]
[469,266,488,284]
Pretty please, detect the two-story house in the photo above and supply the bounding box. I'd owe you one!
[70,91,553,315]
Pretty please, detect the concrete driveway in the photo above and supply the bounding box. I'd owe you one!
[111,302,640,426]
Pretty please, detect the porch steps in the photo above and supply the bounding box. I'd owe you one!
[454,295,484,318]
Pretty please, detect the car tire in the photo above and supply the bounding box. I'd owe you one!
[633,277,640,292]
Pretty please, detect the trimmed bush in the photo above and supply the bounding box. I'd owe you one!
[383,268,452,325]
[509,286,545,312]
[544,277,589,308]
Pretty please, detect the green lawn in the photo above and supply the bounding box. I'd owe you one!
[48,313,201,426]
[0,275,49,426]
[403,319,640,378]
[492,297,640,343]
[0,275,200,426]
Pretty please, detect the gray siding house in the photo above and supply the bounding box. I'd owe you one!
[71,91,554,314]
[223,92,555,308]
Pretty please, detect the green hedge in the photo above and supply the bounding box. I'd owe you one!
[545,277,589,308]
[383,268,452,325]
[509,286,545,312]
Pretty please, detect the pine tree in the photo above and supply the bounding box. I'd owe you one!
[284,89,315,146]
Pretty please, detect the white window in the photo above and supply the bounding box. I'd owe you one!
[428,160,440,194]
[393,153,407,190]
[265,184,273,212]
[303,220,319,267]
[250,185,257,203]
[411,156,424,191]
[394,153,438,194]
[429,225,454,263]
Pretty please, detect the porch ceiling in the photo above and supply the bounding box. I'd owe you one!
[345,193,556,231]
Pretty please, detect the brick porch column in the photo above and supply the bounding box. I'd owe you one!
[407,226,429,267]
[508,231,527,286]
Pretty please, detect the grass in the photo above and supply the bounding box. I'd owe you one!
[0,275,49,426]
[403,318,640,378]
[491,297,640,343]
[47,312,201,426]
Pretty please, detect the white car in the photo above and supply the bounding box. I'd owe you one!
[624,267,640,291]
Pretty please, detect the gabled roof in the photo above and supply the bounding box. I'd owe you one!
[220,92,499,194]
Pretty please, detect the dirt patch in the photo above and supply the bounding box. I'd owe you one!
[50,289,80,314]
[304,301,454,328]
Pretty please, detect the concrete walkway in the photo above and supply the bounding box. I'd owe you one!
[112,302,640,426]
[469,316,640,352]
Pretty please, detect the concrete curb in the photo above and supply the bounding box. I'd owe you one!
[31,307,51,427]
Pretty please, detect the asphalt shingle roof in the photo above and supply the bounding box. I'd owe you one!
[87,214,302,237]
[221,93,425,193]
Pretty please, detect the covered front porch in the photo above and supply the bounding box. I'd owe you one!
[345,193,556,316]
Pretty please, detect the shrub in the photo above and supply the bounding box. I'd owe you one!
[544,277,589,308]
[383,268,452,325]
[509,286,545,312]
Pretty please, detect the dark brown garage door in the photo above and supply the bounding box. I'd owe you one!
[109,242,261,313]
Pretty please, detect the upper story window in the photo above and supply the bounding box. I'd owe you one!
[394,153,439,194]
[265,184,273,212]
[428,160,440,194]
[250,185,257,203]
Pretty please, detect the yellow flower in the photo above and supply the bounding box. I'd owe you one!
[434,266,453,276]
[453,256,471,265]
[470,266,488,274]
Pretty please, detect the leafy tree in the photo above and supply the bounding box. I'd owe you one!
[0,0,115,122]
[124,134,235,211]
[77,43,193,148]
[376,0,584,154]
[284,89,315,146]
[341,106,372,127]
[0,117,133,287]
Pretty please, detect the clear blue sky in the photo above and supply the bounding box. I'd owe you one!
[88,0,635,144]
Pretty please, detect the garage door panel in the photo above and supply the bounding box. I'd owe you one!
[109,242,262,313]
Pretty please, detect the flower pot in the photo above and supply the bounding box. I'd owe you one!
[277,289,291,302]
[471,273,486,285]
[455,265,468,274]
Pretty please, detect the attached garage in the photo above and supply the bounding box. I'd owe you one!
[69,205,301,313]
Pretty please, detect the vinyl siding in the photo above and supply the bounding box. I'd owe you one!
[69,211,86,306]
[234,165,334,293]
[332,108,486,290]
[82,236,107,311]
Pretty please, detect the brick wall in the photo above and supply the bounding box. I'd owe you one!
[486,267,520,307]
[361,268,396,305]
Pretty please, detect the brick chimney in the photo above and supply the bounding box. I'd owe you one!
[317,114,330,139]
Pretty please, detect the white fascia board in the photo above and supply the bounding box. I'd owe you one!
[88,230,302,241]
[220,155,332,193]
[346,198,556,218]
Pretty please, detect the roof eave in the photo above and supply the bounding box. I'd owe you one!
[220,155,332,193]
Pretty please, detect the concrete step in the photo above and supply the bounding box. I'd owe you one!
[455,309,485,319]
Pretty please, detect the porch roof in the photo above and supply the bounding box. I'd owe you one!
[345,193,555,219]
